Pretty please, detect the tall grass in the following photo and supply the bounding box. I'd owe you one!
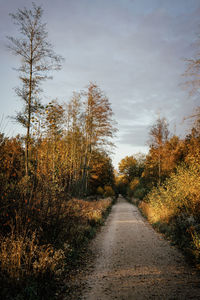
[139,162,200,264]
[0,197,113,299]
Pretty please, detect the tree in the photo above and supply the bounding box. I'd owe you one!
[81,83,117,195]
[118,156,137,182]
[183,38,200,97]
[65,93,84,194]
[184,107,200,136]
[118,154,145,197]
[149,117,169,148]
[148,117,169,185]
[89,151,115,195]
[7,3,63,175]
[44,100,65,183]
[143,135,183,188]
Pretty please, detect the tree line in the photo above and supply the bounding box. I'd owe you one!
[117,25,200,264]
[3,3,117,199]
[0,3,117,299]
[118,110,200,266]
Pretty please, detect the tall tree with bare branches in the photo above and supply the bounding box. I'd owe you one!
[7,3,63,175]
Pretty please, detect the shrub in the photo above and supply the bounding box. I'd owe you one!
[133,187,147,200]
[0,231,67,280]
[64,198,112,247]
[140,162,200,264]
[104,186,115,197]
[97,186,104,196]
[130,178,139,191]
[143,164,200,223]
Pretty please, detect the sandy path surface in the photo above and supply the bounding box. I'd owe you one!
[80,196,200,300]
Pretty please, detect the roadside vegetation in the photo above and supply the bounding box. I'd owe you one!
[117,17,200,264]
[0,3,117,299]
[117,109,200,266]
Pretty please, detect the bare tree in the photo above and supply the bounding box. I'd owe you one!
[7,3,63,175]
[148,117,169,185]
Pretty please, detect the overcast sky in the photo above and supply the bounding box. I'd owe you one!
[1,0,200,168]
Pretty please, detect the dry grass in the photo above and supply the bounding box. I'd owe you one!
[139,201,175,224]
[0,230,66,280]
[141,164,200,223]
[0,197,112,282]
[140,162,200,264]
[66,197,112,223]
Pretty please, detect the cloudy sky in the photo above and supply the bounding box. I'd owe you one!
[0,0,200,168]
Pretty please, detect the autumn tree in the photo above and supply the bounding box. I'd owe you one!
[118,156,137,182]
[183,127,200,167]
[44,100,65,182]
[64,84,117,196]
[64,93,84,194]
[7,3,63,175]
[148,117,169,185]
[182,33,200,150]
[161,135,184,174]
[81,83,117,195]
[117,154,146,197]
[89,151,115,195]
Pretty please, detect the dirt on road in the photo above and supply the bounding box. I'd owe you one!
[65,196,200,300]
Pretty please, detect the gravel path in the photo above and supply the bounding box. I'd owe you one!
[80,196,200,300]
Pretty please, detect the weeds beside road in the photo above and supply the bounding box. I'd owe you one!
[0,197,114,300]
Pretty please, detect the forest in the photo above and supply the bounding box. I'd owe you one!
[1,2,200,300]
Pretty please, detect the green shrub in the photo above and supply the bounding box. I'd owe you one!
[134,187,147,200]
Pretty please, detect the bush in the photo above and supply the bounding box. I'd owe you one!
[127,178,139,197]
[0,231,66,280]
[104,186,115,197]
[97,186,104,196]
[134,187,147,200]
[64,198,112,247]
[140,162,200,264]
[143,164,200,223]
[0,229,69,300]
[0,197,113,299]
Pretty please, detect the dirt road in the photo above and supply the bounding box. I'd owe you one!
[80,196,200,300]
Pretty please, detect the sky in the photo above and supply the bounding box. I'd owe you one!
[0,0,200,168]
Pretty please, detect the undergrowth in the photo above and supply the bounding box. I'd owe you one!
[0,197,113,299]
[139,162,200,266]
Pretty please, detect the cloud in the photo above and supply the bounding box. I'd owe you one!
[1,0,200,167]
[43,0,200,152]
[118,124,149,146]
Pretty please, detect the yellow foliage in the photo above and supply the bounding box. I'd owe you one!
[104,185,115,197]
[97,186,104,195]
[116,174,129,185]
[0,231,67,279]
[66,198,112,224]
[142,163,200,223]
[129,178,139,191]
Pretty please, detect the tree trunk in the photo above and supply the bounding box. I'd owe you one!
[25,41,33,176]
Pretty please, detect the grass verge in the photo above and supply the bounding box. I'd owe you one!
[0,197,115,300]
